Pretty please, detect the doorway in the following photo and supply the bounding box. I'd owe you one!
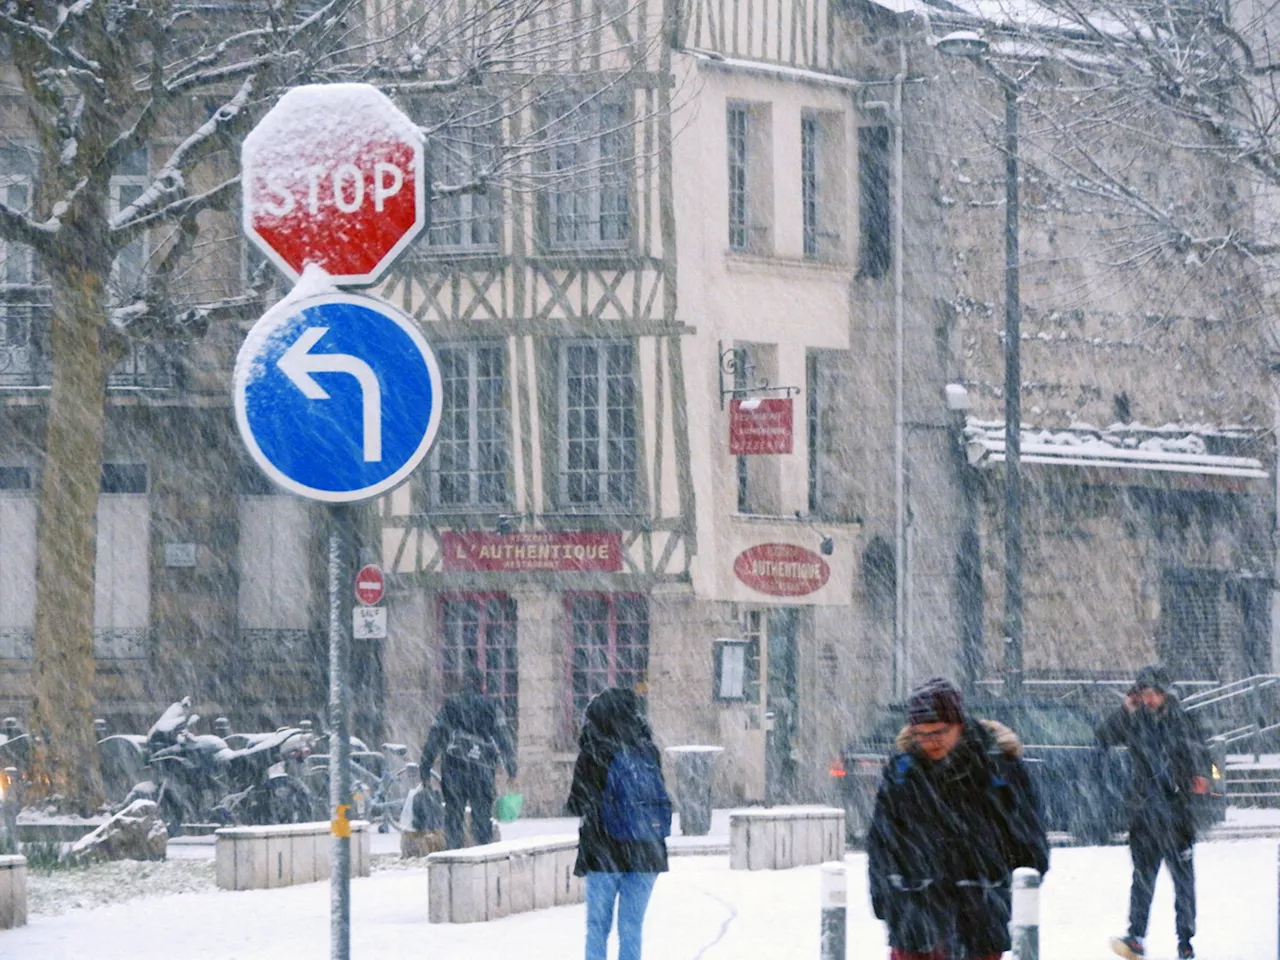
[764,608,800,805]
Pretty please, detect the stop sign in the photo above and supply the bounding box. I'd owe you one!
[242,83,427,286]
[355,564,385,605]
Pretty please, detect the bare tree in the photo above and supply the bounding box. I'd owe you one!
[0,0,663,810]
[932,0,1280,277]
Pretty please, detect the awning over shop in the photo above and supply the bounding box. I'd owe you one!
[965,421,1270,493]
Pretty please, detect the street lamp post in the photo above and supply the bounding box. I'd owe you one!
[937,32,1024,698]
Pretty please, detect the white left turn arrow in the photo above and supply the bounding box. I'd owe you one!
[278,326,383,462]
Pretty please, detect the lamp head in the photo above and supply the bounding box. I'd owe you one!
[936,30,990,58]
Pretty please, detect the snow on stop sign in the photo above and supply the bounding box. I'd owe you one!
[242,84,426,286]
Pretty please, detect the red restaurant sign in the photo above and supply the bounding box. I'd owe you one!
[729,398,793,455]
[442,531,623,573]
[733,543,830,597]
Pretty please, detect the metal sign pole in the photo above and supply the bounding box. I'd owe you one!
[329,503,353,960]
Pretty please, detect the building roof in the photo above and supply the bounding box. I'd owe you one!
[965,419,1270,491]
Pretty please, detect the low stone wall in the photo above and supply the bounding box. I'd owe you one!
[728,806,845,870]
[0,855,26,929]
[215,821,371,891]
[427,835,582,923]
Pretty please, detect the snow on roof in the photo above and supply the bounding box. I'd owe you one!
[860,0,928,14]
[684,49,871,89]
[965,419,1269,482]
[920,0,1134,39]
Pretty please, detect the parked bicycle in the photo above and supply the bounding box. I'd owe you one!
[306,738,419,833]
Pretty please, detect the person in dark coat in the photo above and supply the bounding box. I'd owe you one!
[867,677,1049,960]
[1098,665,1211,960]
[567,688,670,960]
[420,666,517,850]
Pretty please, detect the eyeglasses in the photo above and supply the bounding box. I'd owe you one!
[910,726,955,742]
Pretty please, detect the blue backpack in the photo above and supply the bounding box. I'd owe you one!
[600,748,673,843]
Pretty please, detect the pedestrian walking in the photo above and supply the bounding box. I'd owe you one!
[867,677,1049,960]
[1100,665,1211,960]
[419,666,517,850]
[567,688,672,960]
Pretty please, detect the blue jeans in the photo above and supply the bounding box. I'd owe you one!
[585,871,659,960]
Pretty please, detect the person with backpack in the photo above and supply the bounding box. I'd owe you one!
[420,666,517,850]
[867,677,1049,960]
[1099,665,1212,960]
[567,687,672,960]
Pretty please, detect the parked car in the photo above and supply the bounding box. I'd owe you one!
[832,700,1132,846]
[831,699,1227,847]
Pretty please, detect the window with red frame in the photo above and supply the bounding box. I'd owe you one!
[568,593,649,721]
[440,594,519,734]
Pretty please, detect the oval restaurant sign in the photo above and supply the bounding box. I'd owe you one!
[733,543,830,597]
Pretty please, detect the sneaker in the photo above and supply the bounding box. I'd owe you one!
[1178,944,1195,960]
[1110,936,1145,959]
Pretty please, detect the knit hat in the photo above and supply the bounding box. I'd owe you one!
[906,677,965,726]
[1133,664,1172,694]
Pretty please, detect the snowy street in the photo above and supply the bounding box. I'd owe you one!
[4,837,1274,959]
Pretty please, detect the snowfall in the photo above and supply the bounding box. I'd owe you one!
[4,812,1278,960]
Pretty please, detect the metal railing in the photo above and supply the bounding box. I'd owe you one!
[0,287,180,390]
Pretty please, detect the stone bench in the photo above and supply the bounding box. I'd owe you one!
[729,806,845,870]
[427,834,582,923]
[0,855,26,929]
[215,821,371,891]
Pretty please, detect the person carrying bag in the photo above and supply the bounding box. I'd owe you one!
[420,666,517,850]
[567,688,671,960]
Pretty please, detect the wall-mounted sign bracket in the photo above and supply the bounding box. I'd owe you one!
[719,340,801,410]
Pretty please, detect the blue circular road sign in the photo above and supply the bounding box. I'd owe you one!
[234,291,442,502]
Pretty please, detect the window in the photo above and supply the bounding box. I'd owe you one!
[725,102,773,254]
[807,352,822,513]
[0,146,38,386]
[0,464,35,659]
[238,495,312,632]
[728,106,749,251]
[568,594,649,720]
[539,97,630,250]
[802,116,818,256]
[426,117,500,251]
[1158,569,1225,681]
[440,594,519,733]
[732,342,780,515]
[559,341,637,508]
[0,176,33,286]
[94,463,149,659]
[430,344,509,508]
[110,150,149,304]
[858,126,892,278]
[802,112,844,259]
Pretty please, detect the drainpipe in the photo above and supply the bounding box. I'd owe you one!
[892,42,907,700]
[864,44,906,698]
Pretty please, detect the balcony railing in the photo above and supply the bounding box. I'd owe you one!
[0,286,178,390]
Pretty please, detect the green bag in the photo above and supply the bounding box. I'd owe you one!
[495,792,524,822]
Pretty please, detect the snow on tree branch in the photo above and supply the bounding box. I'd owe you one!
[110,78,255,236]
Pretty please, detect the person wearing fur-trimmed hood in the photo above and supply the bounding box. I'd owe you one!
[867,677,1049,960]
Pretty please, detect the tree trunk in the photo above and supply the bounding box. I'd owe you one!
[28,263,110,813]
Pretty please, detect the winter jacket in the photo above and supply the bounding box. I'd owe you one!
[867,717,1049,957]
[566,688,670,876]
[420,691,517,780]
[1095,697,1209,847]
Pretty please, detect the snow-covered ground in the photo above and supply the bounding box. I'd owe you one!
[5,838,1275,959]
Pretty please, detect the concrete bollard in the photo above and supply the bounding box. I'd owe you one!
[820,862,846,960]
[1011,867,1041,960]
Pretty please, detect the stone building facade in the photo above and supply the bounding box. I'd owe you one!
[0,0,1271,814]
